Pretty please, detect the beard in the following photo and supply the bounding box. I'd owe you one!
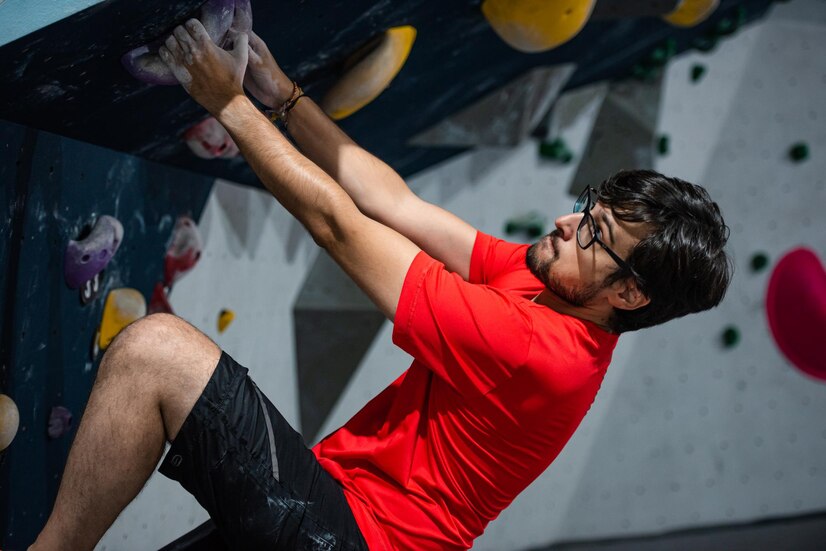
[526,230,603,307]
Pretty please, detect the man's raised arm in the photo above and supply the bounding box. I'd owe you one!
[245,31,477,279]
[160,22,420,320]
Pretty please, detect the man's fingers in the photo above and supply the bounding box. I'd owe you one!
[173,26,194,53]
[185,18,210,44]
[248,29,263,50]
[164,35,183,59]
[158,45,174,65]
[158,46,193,88]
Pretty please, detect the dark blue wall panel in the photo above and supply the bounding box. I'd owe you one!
[0,119,212,548]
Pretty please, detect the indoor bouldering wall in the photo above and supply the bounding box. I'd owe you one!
[0,0,777,188]
[0,119,212,548]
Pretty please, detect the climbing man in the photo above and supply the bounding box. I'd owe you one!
[31,21,732,550]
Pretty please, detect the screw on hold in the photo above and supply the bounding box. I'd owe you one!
[690,64,707,83]
[505,212,546,238]
[538,138,573,164]
[657,135,670,156]
[788,142,809,162]
[750,252,769,272]
[722,326,740,348]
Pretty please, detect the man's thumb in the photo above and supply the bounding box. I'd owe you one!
[227,30,249,61]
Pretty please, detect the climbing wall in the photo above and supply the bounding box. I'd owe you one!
[0,120,213,547]
[543,2,826,543]
[2,0,822,549]
[0,0,777,187]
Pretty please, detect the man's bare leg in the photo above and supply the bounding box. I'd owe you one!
[30,313,221,551]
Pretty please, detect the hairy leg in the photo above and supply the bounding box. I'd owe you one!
[31,313,221,551]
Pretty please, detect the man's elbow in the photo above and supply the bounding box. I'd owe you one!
[307,188,361,250]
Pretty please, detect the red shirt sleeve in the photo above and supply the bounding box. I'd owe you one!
[392,251,533,397]
[469,231,530,285]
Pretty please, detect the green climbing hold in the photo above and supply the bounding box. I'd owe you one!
[722,326,740,348]
[648,39,677,69]
[505,211,546,238]
[690,64,707,83]
[789,142,809,162]
[750,252,769,272]
[657,135,670,156]
[664,37,678,58]
[735,5,748,26]
[539,138,573,164]
[649,46,668,67]
[714,17,737,37]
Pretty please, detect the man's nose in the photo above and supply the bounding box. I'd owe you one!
[554,213,581,241]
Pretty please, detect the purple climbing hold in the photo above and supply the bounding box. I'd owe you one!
[64,215,124,290]
[121,0,248,85]
[231,0,253,34]
[48,406,73,439]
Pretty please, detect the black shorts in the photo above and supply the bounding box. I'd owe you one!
[158,351,369,550]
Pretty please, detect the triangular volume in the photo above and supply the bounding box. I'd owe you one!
[409,65,576,148]
[293,251,385,442]
[569,76,665,195]
[294,309,385,443]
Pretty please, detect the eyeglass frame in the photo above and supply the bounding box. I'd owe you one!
[574,187,640,279]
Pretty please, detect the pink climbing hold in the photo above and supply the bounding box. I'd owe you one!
[48,406,73,439]
[765,247,826,382]
[64,215,124,290]
[164,216,203,287]
[184,117,240,159]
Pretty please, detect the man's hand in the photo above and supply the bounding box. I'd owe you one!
[244,30,293,107]
[159,19,249,116]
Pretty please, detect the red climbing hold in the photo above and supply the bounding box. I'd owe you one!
[164,216,203,287]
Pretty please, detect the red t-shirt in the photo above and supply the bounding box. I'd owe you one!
[313,232,618,550]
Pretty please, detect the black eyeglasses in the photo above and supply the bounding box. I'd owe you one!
[574,187,638,278]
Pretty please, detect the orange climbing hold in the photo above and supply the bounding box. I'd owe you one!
[481,0,596,53]
[663,0,720,27]
[98,288,147,350]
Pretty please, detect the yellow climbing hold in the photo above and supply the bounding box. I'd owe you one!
[663,0,720,27]
[481,0,596,53]
[0,394,20,451]
[98,288,147,350]
[217,309,235,334]
[321,25,417,120]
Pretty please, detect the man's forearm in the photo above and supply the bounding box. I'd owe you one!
[216,95,355,243]
[283,95,412,223]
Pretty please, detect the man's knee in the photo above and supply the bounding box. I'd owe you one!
[101,313,220,381]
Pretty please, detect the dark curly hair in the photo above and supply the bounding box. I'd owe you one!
[597,170,733,333]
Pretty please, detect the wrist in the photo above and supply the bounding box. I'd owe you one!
[264,82,305,126]
[271,74,295,107]
[216,94,255,124]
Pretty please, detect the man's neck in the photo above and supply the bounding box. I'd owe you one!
[532,289,614,333]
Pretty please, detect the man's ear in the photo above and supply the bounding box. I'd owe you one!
[608,278,650,311]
